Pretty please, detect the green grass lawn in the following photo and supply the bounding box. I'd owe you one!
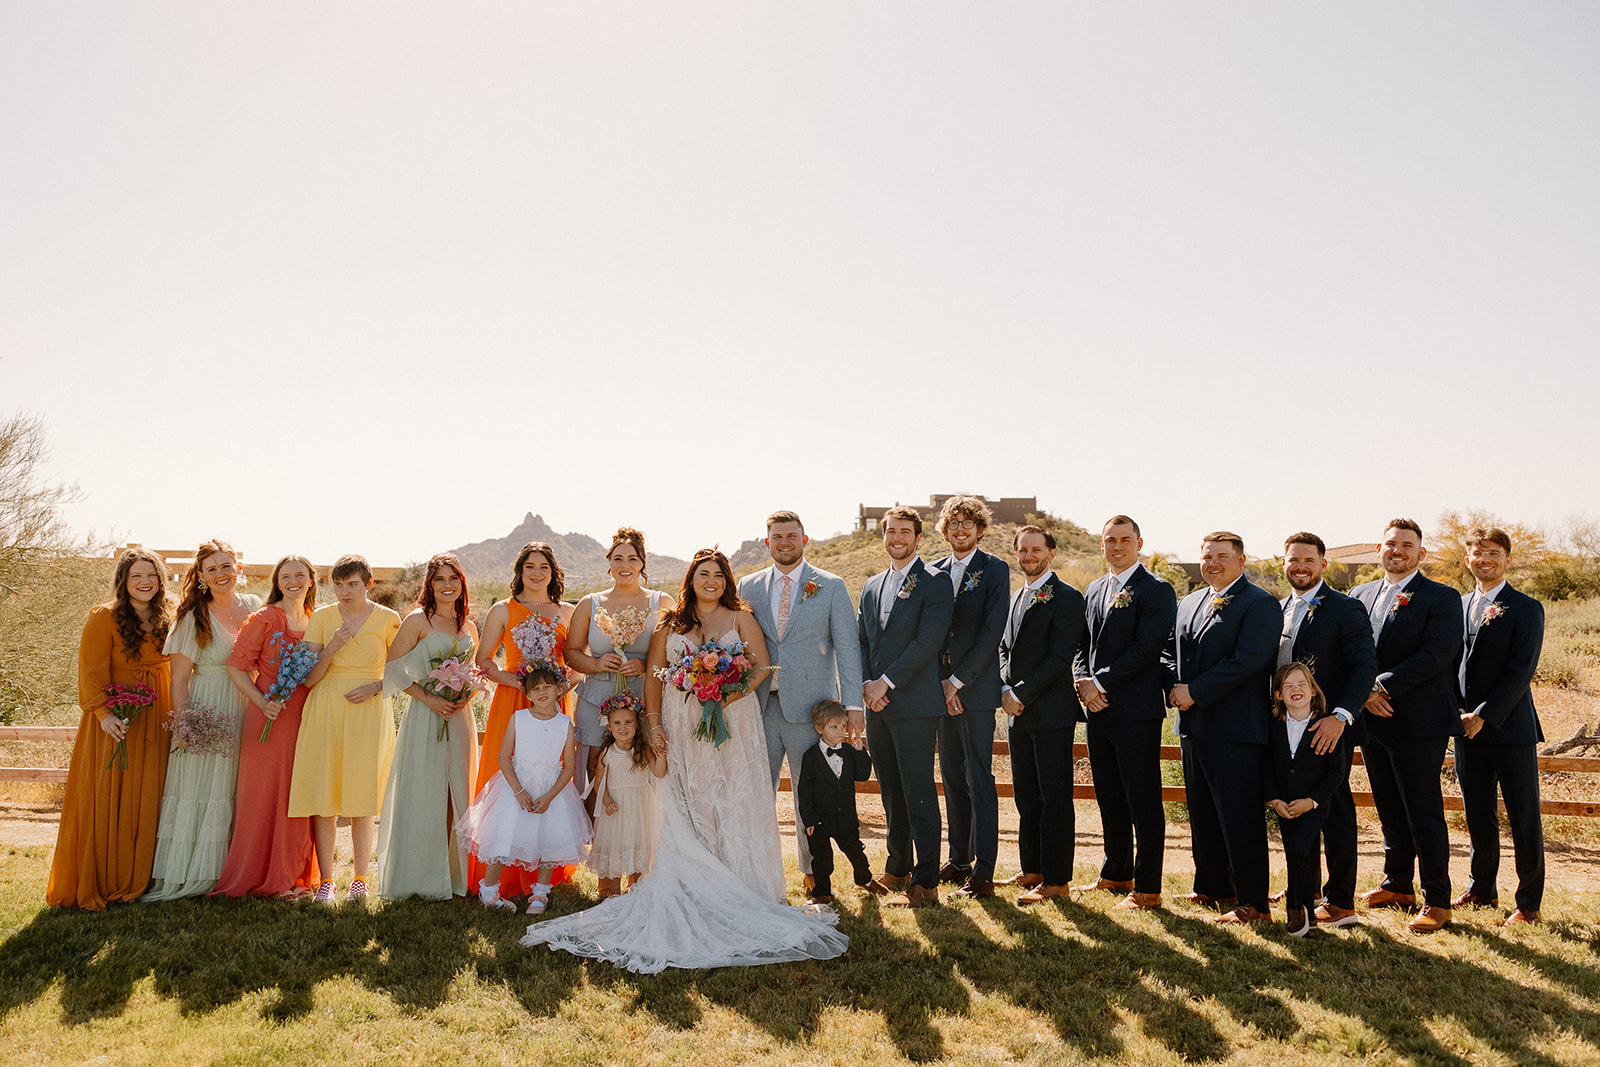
[4,847,1600,1065]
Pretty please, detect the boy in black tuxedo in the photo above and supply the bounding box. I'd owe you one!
[1265,662,1348,937]
[798,700,881,904]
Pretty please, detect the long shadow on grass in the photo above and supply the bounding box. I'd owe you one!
[0,885,583,1025]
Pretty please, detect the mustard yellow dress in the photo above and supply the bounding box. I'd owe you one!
[287,603,401,818]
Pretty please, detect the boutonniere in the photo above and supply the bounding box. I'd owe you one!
[963,571,982,593]
[1110,588,1134,610]
[1208,593,1233,615]
[802,579,821,601]
[1027,584,1054,610]
[1303,595,1322,622]
[1480,601,1506,625]
[1389,590,1413,614]
[896,573,918,599]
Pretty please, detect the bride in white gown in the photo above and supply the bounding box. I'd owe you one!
[521,548,847,973]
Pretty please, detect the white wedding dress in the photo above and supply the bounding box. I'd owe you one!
[521,631,848,973]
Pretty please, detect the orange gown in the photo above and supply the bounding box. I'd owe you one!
[46,605,173,910]
[469,598,576,896]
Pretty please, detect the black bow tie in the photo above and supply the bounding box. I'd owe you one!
[825,745,843,757]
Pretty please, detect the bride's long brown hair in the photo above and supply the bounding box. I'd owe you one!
[661,548,746,635]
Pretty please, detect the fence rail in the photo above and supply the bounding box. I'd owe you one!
[7,726,1599,817]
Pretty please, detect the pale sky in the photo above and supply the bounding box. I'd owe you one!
[4,3,1597,573]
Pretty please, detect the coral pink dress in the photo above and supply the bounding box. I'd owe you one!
[211,604,319,897]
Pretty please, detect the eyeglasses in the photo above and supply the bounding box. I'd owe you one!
[947,520,980,531]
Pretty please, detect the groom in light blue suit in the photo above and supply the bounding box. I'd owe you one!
[739,510,865,888]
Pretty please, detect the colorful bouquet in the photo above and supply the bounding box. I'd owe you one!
[165,700,237,758]
[261,635,319,743]
[595,605,650,693]
[422,638,493,742]
[101,682,155,770]
[511,613,569,681]
[652,637,773,748]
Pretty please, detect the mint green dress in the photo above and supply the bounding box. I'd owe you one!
[144,595,261,901]
[375,630,480,900]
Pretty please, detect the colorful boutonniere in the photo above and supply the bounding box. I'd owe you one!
[1389,590,1413,614]
[1110,588,1134,610]
[801,579,821,601]
[896,573,919,600]
[963,571,982,593]
[1303,595,1322,622]
[1027,584,1055,610]
[1480,601,1506,625]
[1208,593,1233,615]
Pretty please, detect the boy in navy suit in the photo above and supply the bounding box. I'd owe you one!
[1265,662,1348,937]
[797,700,881,905]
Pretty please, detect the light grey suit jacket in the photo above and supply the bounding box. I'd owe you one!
[739,561,864,725]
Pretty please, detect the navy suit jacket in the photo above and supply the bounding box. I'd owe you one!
[1349,572,1464,742]
[999,573,1087,733]
[1162,576,1280,745]
[934,548,1010,711]
[1458,582,1544,746]
[1072,564,1178,722]
[858,557,955,719]
[1285,582,1378,719]
[797,743,874,833]
[1263,715,1346,808]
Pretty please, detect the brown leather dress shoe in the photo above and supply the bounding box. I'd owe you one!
[1407,906,1452,932]
[879,872,911,892]
[998,871,1043,888]
[808,894,835,906]
[1017,884,1071,905]
[951,877,995,899]
[1504,909,1541,926]
[938,861,973,886]
[1113,891,1163,911]
[886,885,940,908]
[1362,887,1417,909]
[1215,904,1271,924]
[802,874,815,893]
[1286,906,1312,937]
[1180,892,1238,909]
[1451,891,1499,909]
[1072,877,1134,894]
[1314,903,1360,928]
[859,878,891,896]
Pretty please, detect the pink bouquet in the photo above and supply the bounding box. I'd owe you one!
[423,638,493,742]
[510,614,569,683]
[165,700,237,758]
[652,637,773,748]
[595,605,649,693]
[101,682,155,770]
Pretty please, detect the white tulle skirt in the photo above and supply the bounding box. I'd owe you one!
[456,771,591,869]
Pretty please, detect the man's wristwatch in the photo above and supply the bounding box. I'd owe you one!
[1333,710,1354,725]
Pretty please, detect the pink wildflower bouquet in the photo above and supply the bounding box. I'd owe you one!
[423,637,493,742]
[652,637,773,748]
[595,605,649,693]
[101,682,155,770]
[165,700,237,758]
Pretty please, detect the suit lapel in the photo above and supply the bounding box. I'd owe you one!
[883,559,923,630]
[751,567,775,632]
[1015,574,1057,640]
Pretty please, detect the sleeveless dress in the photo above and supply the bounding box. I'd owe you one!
[211,604,319,898]
[456,709,591,868]
[287,603,402,818]
[572,590,661,750]
[590,745,659,878]
[46,607,172,910]
[470,598,574,896]
[376,629,480,900]
[522,629,846,973]
[145,595,262,901]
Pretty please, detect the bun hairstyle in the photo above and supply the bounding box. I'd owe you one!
[174,539,238,649]
[607,527,648,580]
[265,554,319,613]
[419,552,471,633]
[110,547,174,659]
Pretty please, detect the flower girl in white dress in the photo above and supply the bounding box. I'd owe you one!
[589,695,666,897]
[455,666,590,915]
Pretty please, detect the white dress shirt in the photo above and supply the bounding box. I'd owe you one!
[1001,570,1054,704]
[1079,563,1144,691]
[877,556,920,688]
[818,738,844,778]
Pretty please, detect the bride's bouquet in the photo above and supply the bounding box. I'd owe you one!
[594,605,649,693]
[652,637,773,748]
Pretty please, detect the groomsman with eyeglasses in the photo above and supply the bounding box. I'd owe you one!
[931,496,1010,899]
[1453,526,1545,926]
[1071,515,1176,911]
[1348,519,1464,933]
[1274,532,1377,927]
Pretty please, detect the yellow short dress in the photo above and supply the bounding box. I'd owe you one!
[287,603,401,818]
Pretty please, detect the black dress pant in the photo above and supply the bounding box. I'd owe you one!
[1085,715,1166,893]
[866,712,942,889]
[807,818,873,899]
[1279,805,1329,912]
[1009,721,1076,886]
[938,707,999,880]
[1455,736,1545,914]
[1317,729,1359,909]
[1181,737,1268,910]
[1362,732,1452,907]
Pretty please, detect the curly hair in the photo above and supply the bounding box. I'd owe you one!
[173,540,236,649]
[111,547,174,660]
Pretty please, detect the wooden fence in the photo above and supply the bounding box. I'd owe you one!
[6,726,1598,817]
[115,545,407,584]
